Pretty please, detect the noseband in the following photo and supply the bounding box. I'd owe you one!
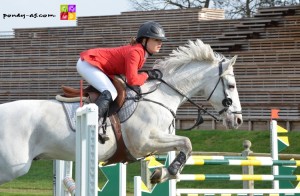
[206,60,242,115]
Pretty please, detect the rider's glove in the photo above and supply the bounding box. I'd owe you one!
[128,85,141,94]
[146,69,163,80]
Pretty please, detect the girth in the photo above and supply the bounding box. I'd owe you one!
[103,114,136,165]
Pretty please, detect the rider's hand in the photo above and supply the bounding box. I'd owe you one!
[128,85,141,94]
[147,69,163,80]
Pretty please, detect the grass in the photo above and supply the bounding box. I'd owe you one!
[0,129,300,195]
[0,160,53,196]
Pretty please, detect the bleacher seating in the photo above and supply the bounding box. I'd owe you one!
[0,6,299,131]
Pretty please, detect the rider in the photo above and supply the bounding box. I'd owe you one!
[76,21,167,119]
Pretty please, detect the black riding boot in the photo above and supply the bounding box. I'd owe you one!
[95,90,113,118]
[95,90,113,141]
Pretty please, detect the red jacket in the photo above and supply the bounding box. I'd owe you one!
[80,43,148,86]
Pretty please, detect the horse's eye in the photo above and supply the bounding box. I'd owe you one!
[228,84,235,89]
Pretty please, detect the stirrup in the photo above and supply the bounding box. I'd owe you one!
[98,118,109,144]
[99,133,109,141]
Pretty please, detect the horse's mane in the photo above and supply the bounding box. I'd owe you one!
[154,39,225,75]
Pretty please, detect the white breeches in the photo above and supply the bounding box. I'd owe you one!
[76,59,117,100]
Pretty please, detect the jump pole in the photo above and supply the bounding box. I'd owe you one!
[54,103,128,196]
[54,104,98,196]
[74,105,127,196]
[176,188,300,194]
[75,104,98,196]
[54,160,73,196]
[271,118,279,189]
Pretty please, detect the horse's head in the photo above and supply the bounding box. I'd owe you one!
[205,55,243,129]
[153,39,243,129]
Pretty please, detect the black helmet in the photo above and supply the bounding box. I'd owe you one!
[136,21,167,42]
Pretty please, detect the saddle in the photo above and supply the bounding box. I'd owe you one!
[60,76,136,165]
[61,77,125,116]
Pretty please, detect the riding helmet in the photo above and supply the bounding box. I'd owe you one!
[136,21,167,42]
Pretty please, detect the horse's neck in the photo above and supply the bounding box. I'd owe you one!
[142,82,182,112]
[164,61,214,100]
[141,62,215,113]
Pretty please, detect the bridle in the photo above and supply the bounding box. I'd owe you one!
[127,60,242,130]
[206,60,242,115]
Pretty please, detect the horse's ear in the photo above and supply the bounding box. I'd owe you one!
[221,55,238,77]
[230,55,238,67]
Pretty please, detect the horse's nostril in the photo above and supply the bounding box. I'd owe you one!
[237,118,243,125]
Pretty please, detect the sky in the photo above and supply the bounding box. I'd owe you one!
[0,0,131,32]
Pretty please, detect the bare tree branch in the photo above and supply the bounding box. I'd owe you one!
[128,0,300,18]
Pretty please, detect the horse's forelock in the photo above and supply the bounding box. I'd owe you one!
[153,39,225,75]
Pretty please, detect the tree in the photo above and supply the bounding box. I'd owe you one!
[128,0,211,11]
[128,0,300,18]
[212,0,257,18]
[213,0,300,18]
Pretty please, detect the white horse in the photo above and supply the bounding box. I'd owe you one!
[0,39,242,185]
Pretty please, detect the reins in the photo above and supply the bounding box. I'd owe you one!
[125,78,220,131]
[157,78,219,130]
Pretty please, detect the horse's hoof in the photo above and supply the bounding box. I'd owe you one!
[150,168,162,184]
[150,167,171,184]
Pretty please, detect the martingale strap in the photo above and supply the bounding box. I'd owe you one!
[181,108,204,131]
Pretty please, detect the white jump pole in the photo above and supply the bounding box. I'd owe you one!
[75,104,98,196]
[54,160,73,196]
[168,121,177,196]
[176,188,300,195]
[134,176,142,196]
[271,119,279,189]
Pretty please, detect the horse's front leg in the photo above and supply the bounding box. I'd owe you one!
[167,151,188,175]
[150,151,190,184]
[146,134,192,184]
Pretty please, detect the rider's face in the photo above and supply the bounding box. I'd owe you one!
[145,38,163,54]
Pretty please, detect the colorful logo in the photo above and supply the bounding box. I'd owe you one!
[60,4,76,20]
